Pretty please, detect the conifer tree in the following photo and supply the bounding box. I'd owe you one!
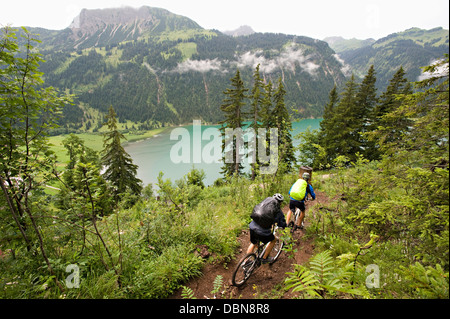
[373,67,410,119]
[62,134,100,191]
[249,64,265,179]
[324,75,360,163]
[101,106,142,202]
[355,65,378,160]
[257,80,277,173]
[271,77,295,173]
[369,67,412,157]
[402,56,449,167]
[318,68,378,164]
[323,85,339,122]
[260,80,274,129]
[318,85,339,165]
[219,70,248,178]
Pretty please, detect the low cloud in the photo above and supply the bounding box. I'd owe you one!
[417,58,449,81]
[236,44,320,76]
[333,54,352,76]
[237,50,278,73]
[174,58,223,73]
[171,44,324,76]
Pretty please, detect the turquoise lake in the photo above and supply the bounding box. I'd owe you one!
[124,119,322,187]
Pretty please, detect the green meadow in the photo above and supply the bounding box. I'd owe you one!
[48,127,167,167]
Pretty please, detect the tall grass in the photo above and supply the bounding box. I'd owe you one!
[0,168,307,299]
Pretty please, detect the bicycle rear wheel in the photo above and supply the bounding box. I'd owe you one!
[232,253,257,287]
[291,208,301,234]
[268,228,284,262]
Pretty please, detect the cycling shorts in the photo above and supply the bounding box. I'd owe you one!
[250,229,275,245]
[289,199,305,213]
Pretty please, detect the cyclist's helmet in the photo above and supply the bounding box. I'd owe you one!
[302,172,311,181]
[273,193,284,202]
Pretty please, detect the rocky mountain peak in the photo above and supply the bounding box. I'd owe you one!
[67,6,200,48]
[70,6,159,29]
[223,25,256,37]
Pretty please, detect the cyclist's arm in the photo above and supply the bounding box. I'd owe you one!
[275,210,287,228]
[307,184,316,200]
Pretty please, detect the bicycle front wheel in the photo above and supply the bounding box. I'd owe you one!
[268,228,284,262]
[232,253,257,287]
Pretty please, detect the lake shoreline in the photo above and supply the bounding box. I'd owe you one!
[50,117,322,153]
[48,118,322,186]
[122,117,323,149]
[124,118,323,187]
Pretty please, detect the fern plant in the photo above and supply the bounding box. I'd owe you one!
[181,286,197,299]
[310,250,335,286]
[211,275,224,298]
[285,265,322,298]
[285,250,371,299]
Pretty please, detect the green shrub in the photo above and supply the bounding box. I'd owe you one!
[132,245,203,298]
[399,263,449,299]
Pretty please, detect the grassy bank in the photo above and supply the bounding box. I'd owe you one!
[2,159,448,299]
[0,170,296,299]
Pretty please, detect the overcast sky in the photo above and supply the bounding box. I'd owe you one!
[1,0,449,40]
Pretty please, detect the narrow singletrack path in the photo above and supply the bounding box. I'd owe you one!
[170,191,329,299]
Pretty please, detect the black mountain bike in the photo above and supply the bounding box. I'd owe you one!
[288,196,309,233]
[232,225,284,287]
[288,207,304,233]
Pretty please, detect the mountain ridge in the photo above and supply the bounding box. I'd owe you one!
[323,36,376,53]
[329,26,449,87]
[9,6,448,129]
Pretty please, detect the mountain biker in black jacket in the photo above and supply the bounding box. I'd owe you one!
[246,194,287,264]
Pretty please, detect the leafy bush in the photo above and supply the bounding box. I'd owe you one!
[310,155,449,298]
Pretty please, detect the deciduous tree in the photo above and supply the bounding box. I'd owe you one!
[0,27,71,290]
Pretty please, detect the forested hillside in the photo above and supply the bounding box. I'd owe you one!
[327,27,449,90]
[13,8,447,132]
[37,35,345,128]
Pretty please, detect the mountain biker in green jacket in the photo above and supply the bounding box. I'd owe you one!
[286,172,315,231]
[246,194,287,264]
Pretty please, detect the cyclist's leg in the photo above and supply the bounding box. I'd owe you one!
[263,239,276,259]
[247,229,258,254]
[287,200,297,227]
[298,210,305,228]
[290,200,302,227]
[247,243,257,254]
[261,233,276,259]
[296,201,306,228]
[286,209,293,226]
[295,202,306,228]
[269,227,284,261]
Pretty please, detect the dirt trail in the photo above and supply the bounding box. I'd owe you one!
[170,191,328,299]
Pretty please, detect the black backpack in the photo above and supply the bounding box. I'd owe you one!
[250,197,278,229]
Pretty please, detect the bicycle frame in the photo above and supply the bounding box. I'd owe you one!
[231,225,284,287]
